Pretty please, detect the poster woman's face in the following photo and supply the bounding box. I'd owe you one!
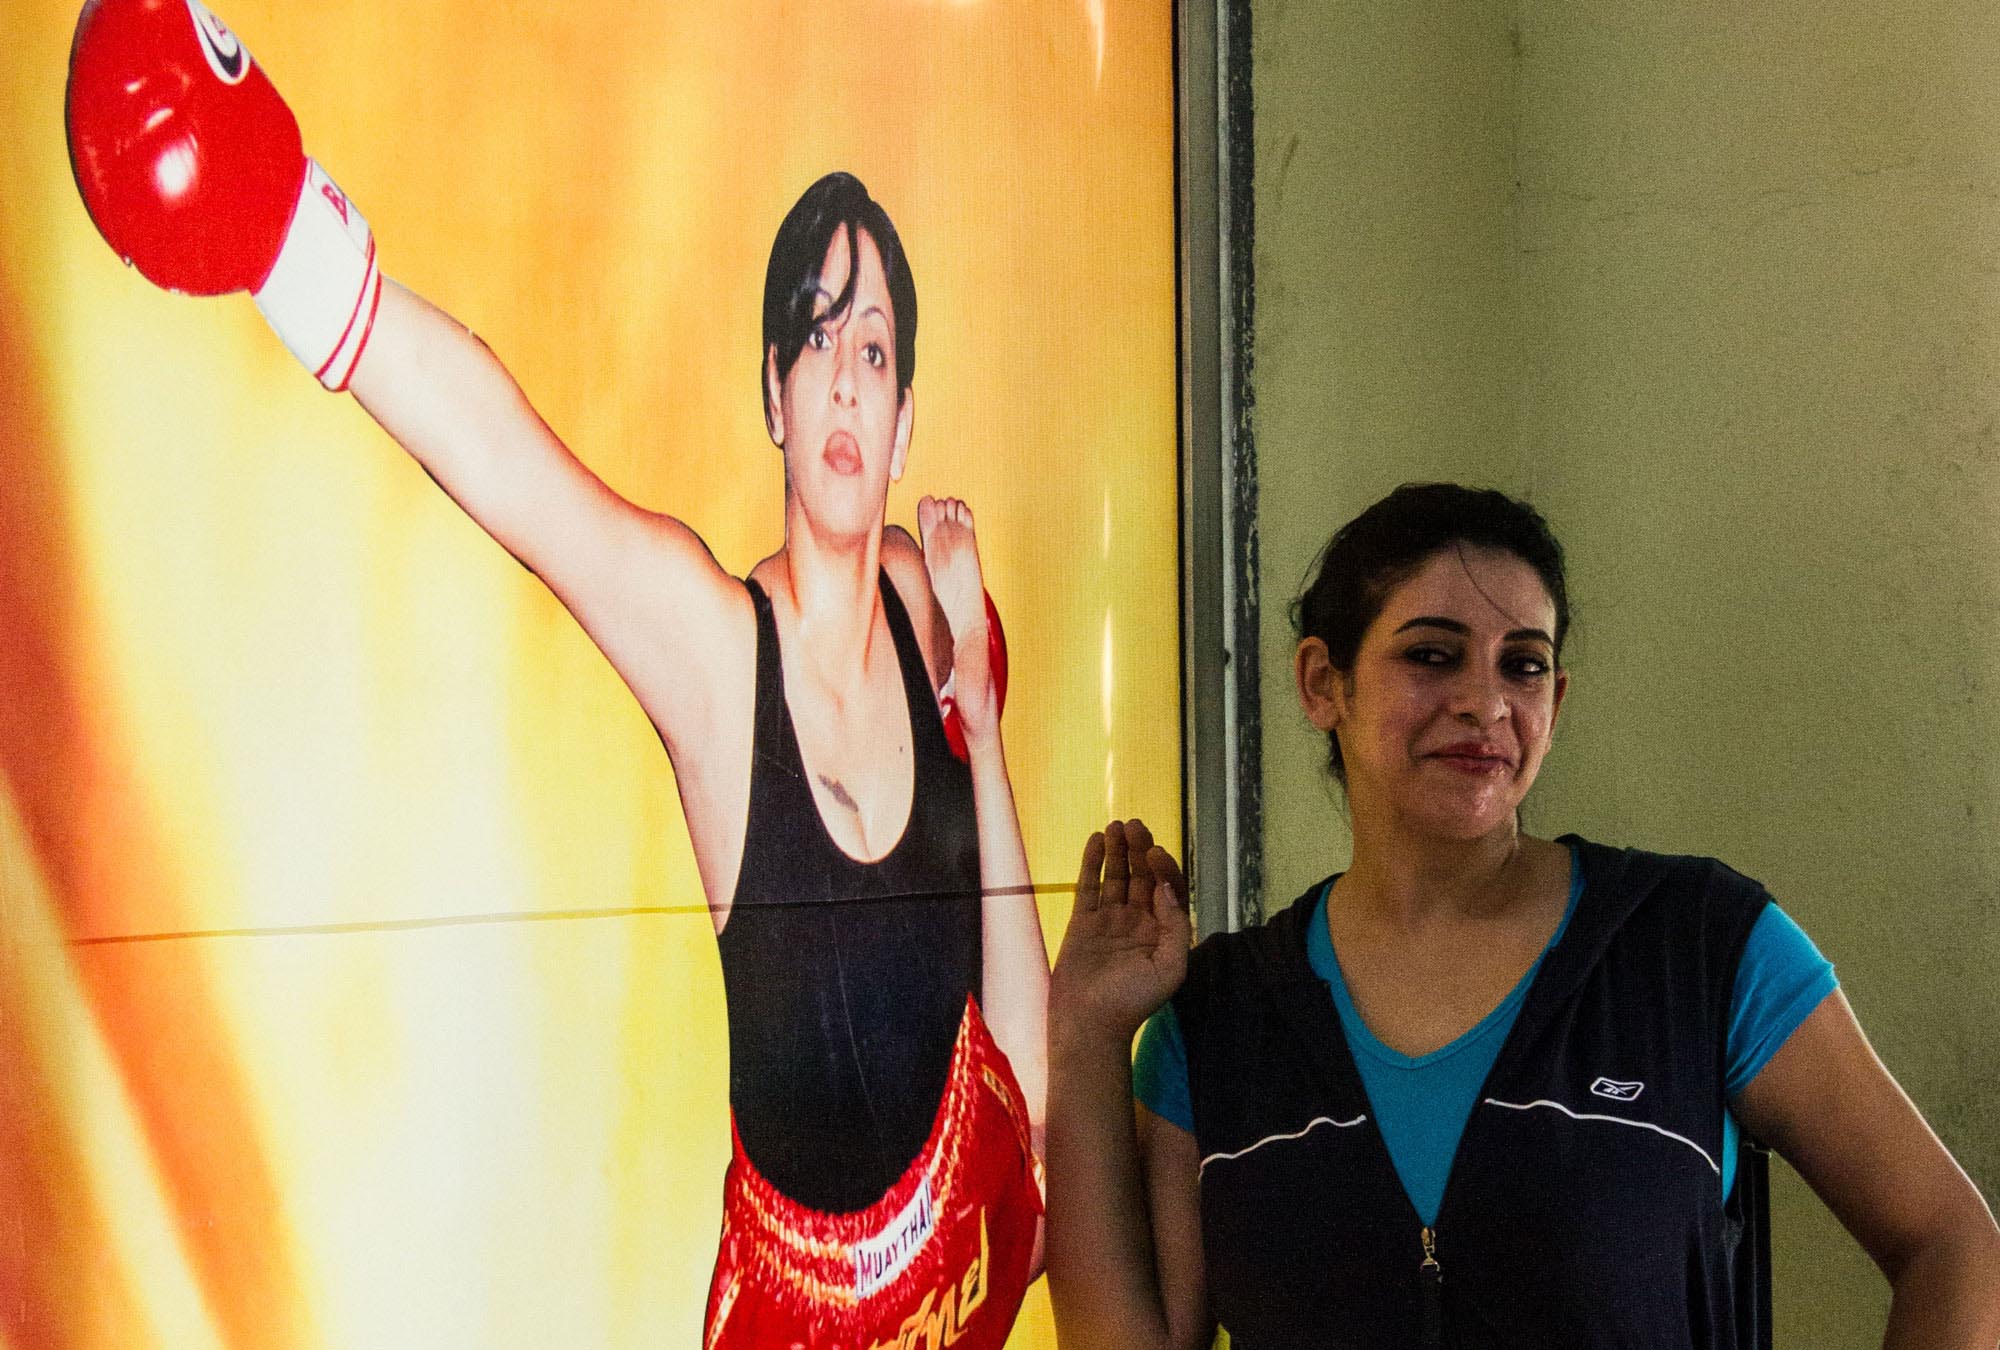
[766,224,914,544]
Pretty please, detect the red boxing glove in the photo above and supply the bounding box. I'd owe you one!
[940,590,1008,763]
[67,0,380,389]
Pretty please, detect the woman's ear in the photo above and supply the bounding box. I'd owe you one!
[1295,637,1346,732]
[763,345,786,445]
[889,386,913,481]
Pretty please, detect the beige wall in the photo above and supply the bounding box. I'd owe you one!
[1254,3,1522,905]
[1252,2,2000,1341]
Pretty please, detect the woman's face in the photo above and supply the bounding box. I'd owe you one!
[1300,544,1567,842]
[765,224,912,544]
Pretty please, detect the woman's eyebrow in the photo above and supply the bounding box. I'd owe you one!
[1394,615,1554,645]
[1394,616,1467,636]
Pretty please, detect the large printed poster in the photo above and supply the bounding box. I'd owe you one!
[1,0,1180,1345]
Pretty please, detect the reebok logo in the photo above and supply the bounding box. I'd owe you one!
[1589,1077,1644,1102]
[185,0,248,85]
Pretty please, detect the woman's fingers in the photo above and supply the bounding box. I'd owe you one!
[1074,820,1186,922]
[1100,819,1130,898]
[1122,818,1156,902]
[1075,830,1106,911]
[1145,843,1189,910]
[1147,846,1193,969]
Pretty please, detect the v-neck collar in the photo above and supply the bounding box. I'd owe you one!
[1252,841,1601,1232]
[1309,847,1583,1069]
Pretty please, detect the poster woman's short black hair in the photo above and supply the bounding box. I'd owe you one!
[761,172,918,408]
[1292,482,1571,782]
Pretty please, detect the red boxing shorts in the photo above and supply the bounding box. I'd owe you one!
[704,997,1043,1350]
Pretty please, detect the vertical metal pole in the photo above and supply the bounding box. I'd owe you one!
[1178,0,1259,935]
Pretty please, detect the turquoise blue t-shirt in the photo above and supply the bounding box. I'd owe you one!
[1131,851,1837,1225]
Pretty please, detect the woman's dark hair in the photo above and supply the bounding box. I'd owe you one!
[1292,482,1570,782]
[761,172,917,415]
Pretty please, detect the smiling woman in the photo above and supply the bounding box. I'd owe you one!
[1045,483,2000,1349]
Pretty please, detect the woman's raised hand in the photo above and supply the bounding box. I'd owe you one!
[1052,819,1193,1041]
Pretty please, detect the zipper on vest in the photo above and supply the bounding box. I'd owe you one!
[1418,1225,1444,1346]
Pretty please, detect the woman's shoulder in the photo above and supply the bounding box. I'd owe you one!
[1559,833,1771,898]
[1556,834,1775,961]
[1169,882,1333,1058]
[878,526,952,676]
[879,524,928,596]
[1184,879,1330,985]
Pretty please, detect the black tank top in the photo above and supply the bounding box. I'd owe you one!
[717,573,982,1213]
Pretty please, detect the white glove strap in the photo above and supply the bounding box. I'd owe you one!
[253,159,381,391]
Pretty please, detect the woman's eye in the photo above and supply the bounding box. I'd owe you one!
[864,342,887,368]
[1405,646,1453,666]
[1505,653,1552,678]
[807,325,831,350]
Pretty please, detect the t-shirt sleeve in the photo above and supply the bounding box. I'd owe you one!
[1132,1002,1196,1133]
[1725,900,1839,1099]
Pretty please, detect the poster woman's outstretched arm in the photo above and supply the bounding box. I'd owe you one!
[68,0,748,765]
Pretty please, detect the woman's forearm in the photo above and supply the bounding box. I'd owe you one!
[1735,993,2000,1350]
[1881,1222,2000,1348]
[1045,1022,1177,1350]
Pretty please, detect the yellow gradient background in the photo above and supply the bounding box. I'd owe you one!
[0,1,1180,1344]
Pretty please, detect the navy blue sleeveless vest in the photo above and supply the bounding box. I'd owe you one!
[1174,837,1769,1348]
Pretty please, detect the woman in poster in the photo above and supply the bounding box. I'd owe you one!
[66,2,1048,1346]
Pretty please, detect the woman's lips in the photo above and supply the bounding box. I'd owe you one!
[1428,744,1511,774]
[823,430,862,476]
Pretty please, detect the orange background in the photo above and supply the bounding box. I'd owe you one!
[0,0,1180,1345]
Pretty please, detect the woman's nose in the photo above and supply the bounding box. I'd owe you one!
[831,341,858,407]
[1448,668,1509,725]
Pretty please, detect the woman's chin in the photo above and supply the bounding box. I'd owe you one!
[1402,792,1521,843]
